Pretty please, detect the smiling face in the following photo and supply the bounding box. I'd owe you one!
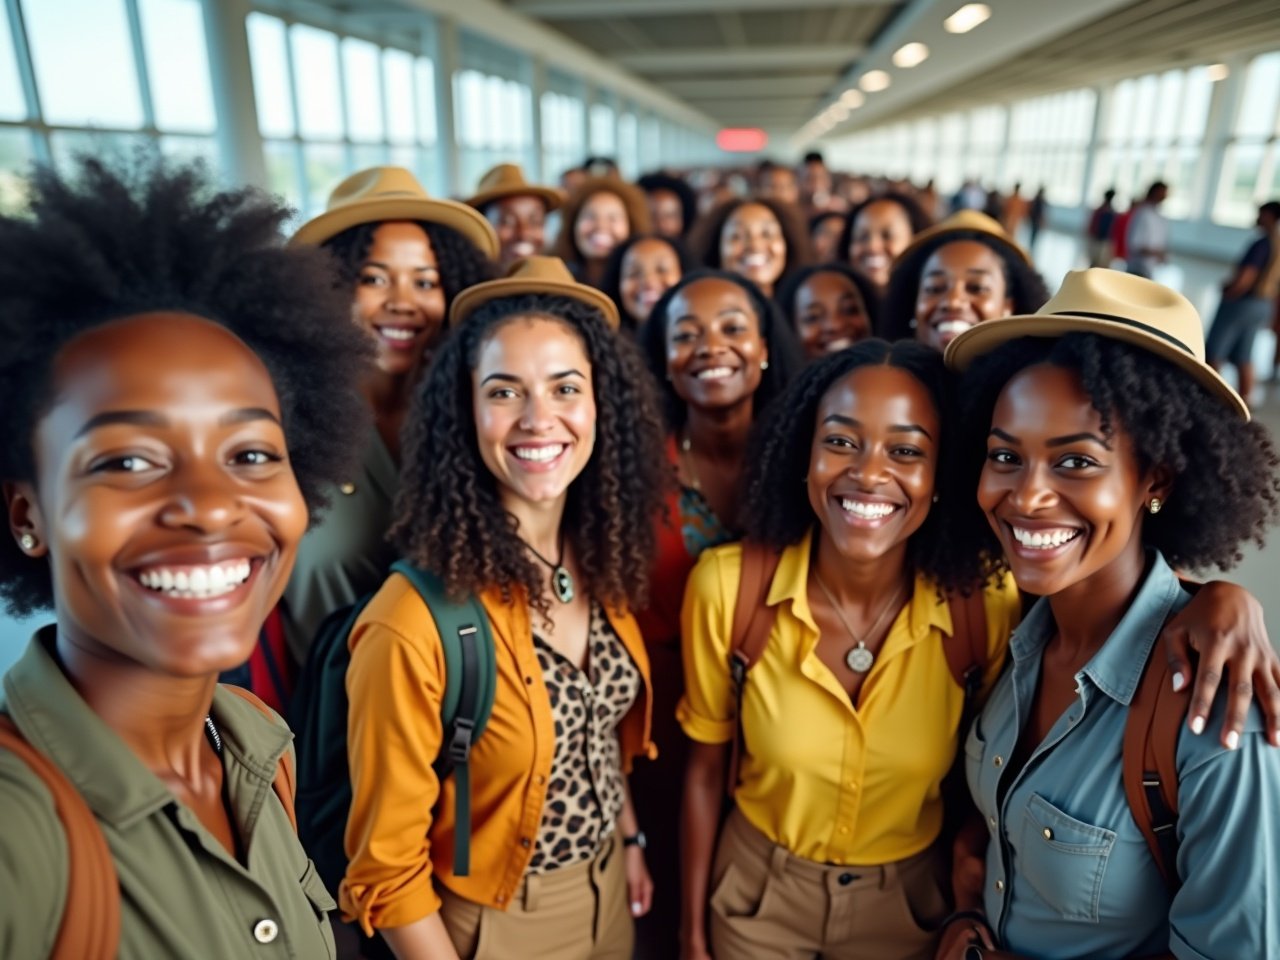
[472,316,596,511]
[11,312,308,677]
[978,363,1165,598]
[487,194,549,268]
[794,270,871,360]
[665,277,768,414]
[914,239,1013,351]
[810,215,846,263]
[351,221,445,375]
[807,364,940,565]
[574,191,630,261]
[648,188,685,240]
[850,199,915,288]
[620,238,683,327]
[721,203,787,295]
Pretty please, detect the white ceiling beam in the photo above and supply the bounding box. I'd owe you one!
[665,76,832,98]
[618,44,864,74]
[512,0,883,17]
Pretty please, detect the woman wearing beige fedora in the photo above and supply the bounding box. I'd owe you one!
[881,211,1049,351]
[940,269,1280,960]
[553,177,651,290]
[466,163,565,271]
[340,257,669,960]
[281,167,498,668]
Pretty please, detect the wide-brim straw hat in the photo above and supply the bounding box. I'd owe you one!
[290,166,499,258]
[466,163,565,212]
[895,208,1031,267]
[448,255,621,329]
[944,267,1249,421]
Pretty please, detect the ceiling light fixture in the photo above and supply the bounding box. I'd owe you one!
[1206,63,1229,82]
[840,89,865,108]
[892,42,930,68]
[944,4,991,34]
[859,70,891,93]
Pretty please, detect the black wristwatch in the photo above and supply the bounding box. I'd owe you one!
[622,830,647,850]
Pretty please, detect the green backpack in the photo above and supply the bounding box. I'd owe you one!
[291,560,497,895]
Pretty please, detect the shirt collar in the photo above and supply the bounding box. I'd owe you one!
[2,628,291,829]
[1009,551,1187,705]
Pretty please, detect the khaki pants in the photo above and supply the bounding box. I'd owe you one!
[709,808,949,960]
[438,834,634,960]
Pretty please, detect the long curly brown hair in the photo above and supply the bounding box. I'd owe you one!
[552,177,652,270]
[388,293,669,619]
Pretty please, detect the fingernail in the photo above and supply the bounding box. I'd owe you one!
[1227,731,1240,751]
[1191,716,1205,735]
[1171,672,1186,693]
[631,902,643,915]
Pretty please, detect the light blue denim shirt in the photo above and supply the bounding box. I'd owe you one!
[966,551,1280,960]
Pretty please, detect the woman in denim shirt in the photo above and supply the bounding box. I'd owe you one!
[942,269,1280,960]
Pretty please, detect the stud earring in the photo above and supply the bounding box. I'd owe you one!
[760,359,769,371]
[932,494,940,503]
[19,533,36,551]
[1148,498,1163,514]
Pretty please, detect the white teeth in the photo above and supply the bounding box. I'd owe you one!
[824,338,854,352]
[862,255,889,270]
[740,254,770,268]
[840,498,898,519]
[138,560,253,599]
[513,444,565,462]
[1012,526,1081,550]
[935,320,973,337]
[378,327,416,342]
[695,366,734,380]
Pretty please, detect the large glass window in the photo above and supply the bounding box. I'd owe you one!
[542,88,585,181]
[1216,52,1280,226]
[590,102,616,157]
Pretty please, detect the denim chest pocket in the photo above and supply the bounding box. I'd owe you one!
[1016,793,1115,922]
[963,718,996,824]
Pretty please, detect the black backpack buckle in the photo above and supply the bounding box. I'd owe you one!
[446,716,476,766]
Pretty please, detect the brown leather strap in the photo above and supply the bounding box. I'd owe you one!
[726,541,783,799]
[1122,642,1186,893]
[222,685,298,833]
[0,715,120,960]
[943,588,989,704]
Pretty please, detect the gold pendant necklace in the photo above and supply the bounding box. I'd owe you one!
[812,572,908,674]
[526,534,575,604]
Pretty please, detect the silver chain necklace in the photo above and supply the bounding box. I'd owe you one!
[812,573,909,674]
[525,534,575,604]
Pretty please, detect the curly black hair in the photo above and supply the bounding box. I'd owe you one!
[741,338,991,593]
[836,191,934,269]
[774,263,884,341]
[880,231,1050,343]
[637,172,699,240]
[960,334,1280,572]
[0,154,373,616]
[322,219,496,318]
[686,196,811,289]
[389,293,669,620]
[598,233,690,331]
[638,269,805,431]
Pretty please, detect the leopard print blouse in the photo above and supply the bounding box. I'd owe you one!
[526,603,641,874]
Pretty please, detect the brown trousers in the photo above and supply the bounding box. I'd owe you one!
[438,834,634,960]
[709,808,949,960]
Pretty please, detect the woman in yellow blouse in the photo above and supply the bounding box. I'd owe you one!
[340,258,669,960]
[678,339,1280,960]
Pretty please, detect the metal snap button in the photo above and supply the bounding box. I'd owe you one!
[993,755,1004,767]
[837,872,856,886]
[995,879,1005,892]
[339,483,356,496]
[253,918,279,944]
[1043,827,1053,840]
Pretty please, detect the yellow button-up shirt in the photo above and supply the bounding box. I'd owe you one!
[678,532,1019,865]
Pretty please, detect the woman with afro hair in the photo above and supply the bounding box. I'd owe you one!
[941,269,1280,960]
[880,210,1049,351]
[0,154,371,957]
[687,196,811,301]
[280,167,498,669]
[776,262,881,361]
[339,257,668,960]
[678,324,1279,958]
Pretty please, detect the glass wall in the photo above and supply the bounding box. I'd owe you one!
[1216,52,1280,226]
[541,71,586,182]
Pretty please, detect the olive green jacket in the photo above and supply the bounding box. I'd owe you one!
[0,631,336,958]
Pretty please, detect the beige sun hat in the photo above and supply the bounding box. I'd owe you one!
[465,163,565,212]
[944,267,1249,421]
[289,166,499,258]
[894,208,1032,267]
[448,255,621,330]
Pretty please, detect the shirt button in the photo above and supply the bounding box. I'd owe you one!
[988,816,997,829]
[1043,828,1053,840]
[535,774,546,785]
[993,755,1004,768]
[339,483,356,496]
[521,837,531,848]
[496,894,507,904]
[837,872,856,885]
[838,825,849,835]
[995,879,1005,892]
[253,919,279,944]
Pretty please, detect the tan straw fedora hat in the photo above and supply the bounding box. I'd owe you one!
[945,268,1249,421]
[448,255,621,329]
[465,163,565,212]
[290,166,499,258]
[895,208,1032,267]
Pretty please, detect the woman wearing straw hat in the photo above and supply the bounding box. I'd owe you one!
[280,167,497,667]
[340,257,669,959]
[942,269,1280,959]
[466,163,566,271]
[880,210,1049,351]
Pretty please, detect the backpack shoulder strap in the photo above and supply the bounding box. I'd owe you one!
[0,715,120,960]
[221,685,298,833]
[1122,641,1186,894]
[726,541,783,799]
[944,587,989,707]
[390,560,497,878]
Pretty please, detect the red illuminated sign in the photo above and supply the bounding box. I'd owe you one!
[716,128,769,152]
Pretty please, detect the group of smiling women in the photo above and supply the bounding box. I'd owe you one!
[1,151,1279,960]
